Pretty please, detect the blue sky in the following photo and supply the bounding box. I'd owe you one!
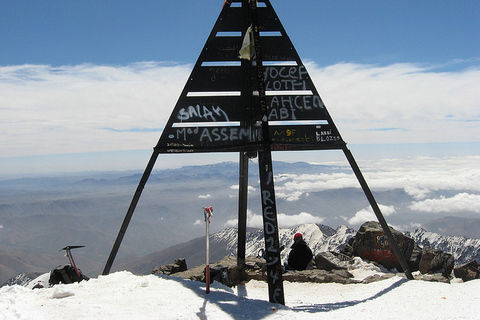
[1,1,478,67]
[1,0,479,177]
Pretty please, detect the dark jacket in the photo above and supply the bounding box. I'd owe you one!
[287,239,313,271]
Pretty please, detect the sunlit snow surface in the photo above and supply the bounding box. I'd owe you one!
[2,271,479,320]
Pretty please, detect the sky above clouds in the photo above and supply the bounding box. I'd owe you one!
[0,0,479,175]
[1,1,478,67]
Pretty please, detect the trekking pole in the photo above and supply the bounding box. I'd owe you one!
[204,206,213,294]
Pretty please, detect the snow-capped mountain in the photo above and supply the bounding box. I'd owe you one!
[118,222,480,276]
[211,223,356,263]
[406,228,480,266]
[4,223,480,287]
[1,272,42,287]
[213,223,479,267]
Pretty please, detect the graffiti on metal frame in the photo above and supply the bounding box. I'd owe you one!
[259,167,284,304]
[168,127,252,142]
[264,66,309,91]
[176,105,230,122]
[266,95,324,121]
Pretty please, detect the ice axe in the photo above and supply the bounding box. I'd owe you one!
[60,245,85,278]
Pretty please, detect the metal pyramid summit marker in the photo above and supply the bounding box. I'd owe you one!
[155,0,344,154]
[103,0,413,305]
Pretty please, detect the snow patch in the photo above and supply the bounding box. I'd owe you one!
[2,271,479,319]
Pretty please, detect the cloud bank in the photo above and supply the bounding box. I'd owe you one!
[1,62,190,157]
[275,156,480,197]
[347,204,396,226]
[224,210,324,229]
[1,61,479,158]
[409,193,480,213]
[306,61,480,144]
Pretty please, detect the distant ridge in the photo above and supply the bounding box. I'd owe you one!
[3,222,480,286]
[118,223,480,275]
[423,216,480,239]
[1,161,479,284]
[405,228,480,266]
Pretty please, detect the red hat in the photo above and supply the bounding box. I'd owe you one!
[294,233,303,241]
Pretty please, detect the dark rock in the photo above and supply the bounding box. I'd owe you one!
[454,260,480,282]
[205,266,234,287]
[361,273,395,284]
[419,247,454,277]
[339,243,354,257]
[331,269,354,279]
[173,258,188,272]
[173,255,362,285]
[315,253,340,271]
[283,270,357,284]
[174,256,249,284]
[415,273,451,283]
[351,221,415,270]
[152,258,187,275]
[32,283,45,289]
[314,252,347,271]
[408,244,423,272]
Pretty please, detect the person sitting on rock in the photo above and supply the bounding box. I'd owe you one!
[285,233,313,271]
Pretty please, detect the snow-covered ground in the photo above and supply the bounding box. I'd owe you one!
[1,270,479,320]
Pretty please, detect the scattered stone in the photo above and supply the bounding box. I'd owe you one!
[361,273,395,284]
[152,258,187,275]
[454,260,480,282]
[283,269,357,284]
[206,266,234,287]
[331,269,354,279]
[408,244,423,272]
[172,255,360,285]
[339,240,354,257]
[314,252,346,271]
[414,273,451,283]
[418,247,454,278]
[155,220,464,286]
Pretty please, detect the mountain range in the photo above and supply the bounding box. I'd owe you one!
[1,161,479,284]
[2,221,480,286]
[115,223,480,277]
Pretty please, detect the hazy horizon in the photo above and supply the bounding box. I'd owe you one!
[1,141,479,180]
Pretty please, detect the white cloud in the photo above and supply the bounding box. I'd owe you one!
[394,222,423,232]
[224,210,324,229]
[348,204,396,226]
[1,61,479,159]
[229,185,257,193]
[0,62,190,157]
[306,61,480,144]
[193,219,202,226]
[198,194,212,199]
[276,190,306,202]
[277,212,324,228]
[409,193,480,213]
[273,156,480,201]
[275,172,359,195]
